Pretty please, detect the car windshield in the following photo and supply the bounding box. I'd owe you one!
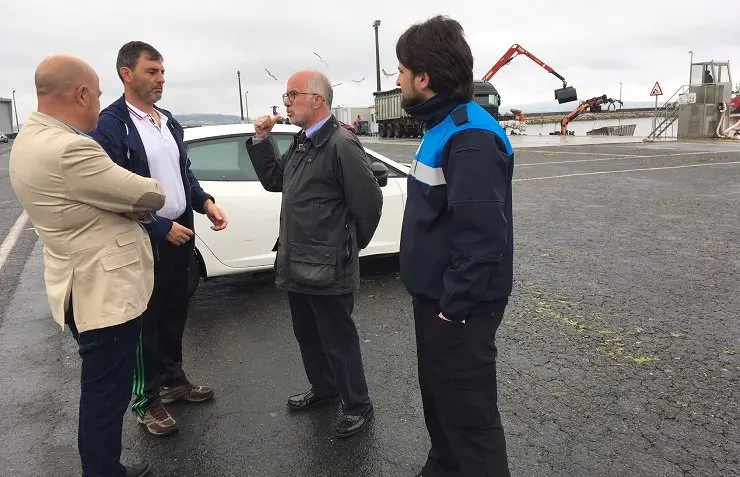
[187,133,295,181]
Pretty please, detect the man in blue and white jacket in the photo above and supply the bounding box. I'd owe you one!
[395,16,515,477]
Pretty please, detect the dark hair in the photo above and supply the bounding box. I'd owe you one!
[116,41,163,82]
[395,15,474,101]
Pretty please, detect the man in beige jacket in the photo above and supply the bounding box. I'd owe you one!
[9,54,165,477]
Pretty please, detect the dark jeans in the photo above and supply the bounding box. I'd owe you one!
[287,292,371,413]
[413,298,511,477]
[66,306,141,477]
[132,239,192,416]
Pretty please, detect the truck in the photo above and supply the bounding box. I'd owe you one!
[373,44,576,139]
[373,80,500,138]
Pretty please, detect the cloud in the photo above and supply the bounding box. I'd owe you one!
[1,0,736,122]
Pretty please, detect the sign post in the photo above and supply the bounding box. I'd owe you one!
[650,81,664,134]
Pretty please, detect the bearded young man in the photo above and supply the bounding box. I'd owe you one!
[92,41,228,437]
[395,16,515,477]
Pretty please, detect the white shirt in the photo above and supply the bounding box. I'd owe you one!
[127,101,187,220]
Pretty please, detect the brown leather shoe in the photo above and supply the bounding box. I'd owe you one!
[136,399,178,437]
[160,380,214,404]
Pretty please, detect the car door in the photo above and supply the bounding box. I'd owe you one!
[187,133,295,270]
[360,151,406,257]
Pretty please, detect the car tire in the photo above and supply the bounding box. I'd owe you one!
[187,249,201,298]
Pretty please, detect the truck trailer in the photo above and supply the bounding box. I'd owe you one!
[373,80,501,138]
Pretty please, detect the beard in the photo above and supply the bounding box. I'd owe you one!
[400,87,425,110]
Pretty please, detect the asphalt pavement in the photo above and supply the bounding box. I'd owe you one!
[0,138,738,477]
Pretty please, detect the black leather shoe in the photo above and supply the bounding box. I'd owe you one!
[335,403,374,438]
[287,390,338,410]
[126,462,151,477]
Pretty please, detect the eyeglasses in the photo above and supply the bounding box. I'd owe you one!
[282,91,320,103]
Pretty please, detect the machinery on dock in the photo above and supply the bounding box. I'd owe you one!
[483,43,578,104]
[554,94,622,135]
[372,43,576,138]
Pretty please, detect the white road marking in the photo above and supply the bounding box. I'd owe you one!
[0,211,29,273]
[517,151,727,167]
[514,161,740,182]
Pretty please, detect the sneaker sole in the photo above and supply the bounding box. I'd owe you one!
[137,419,179,437]
[161,392,214,405]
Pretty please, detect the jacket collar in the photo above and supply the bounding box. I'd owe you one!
[305,114,341,148]
[30,112,89,136]
[104,94,175,123]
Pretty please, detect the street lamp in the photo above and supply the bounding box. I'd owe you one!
[373,20,381,92]
[237,70,244,122]
[12,89,20,133]
[244,91,249,123]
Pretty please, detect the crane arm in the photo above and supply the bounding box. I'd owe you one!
[560,95,620,135]
[482,43,568,87]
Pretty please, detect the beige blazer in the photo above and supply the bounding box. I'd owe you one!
[9,112,166,333]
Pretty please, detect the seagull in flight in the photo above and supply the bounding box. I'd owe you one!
[382,68,397,78]
[352,77,366,85]
[265,68,278,81]
[313,52,329,68]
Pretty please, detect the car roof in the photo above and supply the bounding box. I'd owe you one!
[183,123,410,173]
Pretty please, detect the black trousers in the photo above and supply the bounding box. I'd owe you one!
[413,298,511,477]
[287,292,371,413]
[66,305,141,477]
[132,239,192,416]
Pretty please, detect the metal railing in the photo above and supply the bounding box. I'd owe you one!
[643,85,690,142]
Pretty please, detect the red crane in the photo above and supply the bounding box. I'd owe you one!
[558,94,622,135]
[483,43,578,104]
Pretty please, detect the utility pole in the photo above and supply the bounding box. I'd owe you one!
[237,70,244,122]
[12,89,20,133]
[373,20,381,92]
[244,91,249,123]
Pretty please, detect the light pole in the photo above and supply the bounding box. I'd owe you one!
[244,91,249,122]
[373,20,381,92]
[688,50,694,85]
[237,70,244,122]
[619,82,622,109]
[12,89,20,133]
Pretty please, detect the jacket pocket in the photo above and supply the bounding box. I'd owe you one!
[116,231,137,247]
[102,249,141,271]
[289,242,337,287]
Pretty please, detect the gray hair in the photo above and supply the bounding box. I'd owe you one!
[308,72,333,108]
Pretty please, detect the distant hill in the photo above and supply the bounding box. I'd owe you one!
[501,100,656,114]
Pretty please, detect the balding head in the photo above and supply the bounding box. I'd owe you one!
[284,70,333,129]
[34,54,102,133]
[35,54,97,97]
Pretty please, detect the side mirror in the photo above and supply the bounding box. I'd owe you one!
[371,161,389,187]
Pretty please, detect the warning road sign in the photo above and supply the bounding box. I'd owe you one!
[650,81,663,96]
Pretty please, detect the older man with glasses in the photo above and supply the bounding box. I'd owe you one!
[246,70,383,439]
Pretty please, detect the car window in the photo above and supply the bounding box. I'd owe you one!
[187,133,295,181]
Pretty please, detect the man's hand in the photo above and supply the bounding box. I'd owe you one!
[439,312,465,324]
[204,199,227,231]
[254,114,282,139]
[167,222,194,245]
[123,212,144,220]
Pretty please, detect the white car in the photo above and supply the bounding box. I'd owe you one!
[0,132,8,143]
[183,123,409,296]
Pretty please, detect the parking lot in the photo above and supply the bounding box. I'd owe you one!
[0,137,738,477]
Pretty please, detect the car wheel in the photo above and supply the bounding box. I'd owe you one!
[187,249,201,298]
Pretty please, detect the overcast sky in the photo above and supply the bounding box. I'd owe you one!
[2,0,737,122]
